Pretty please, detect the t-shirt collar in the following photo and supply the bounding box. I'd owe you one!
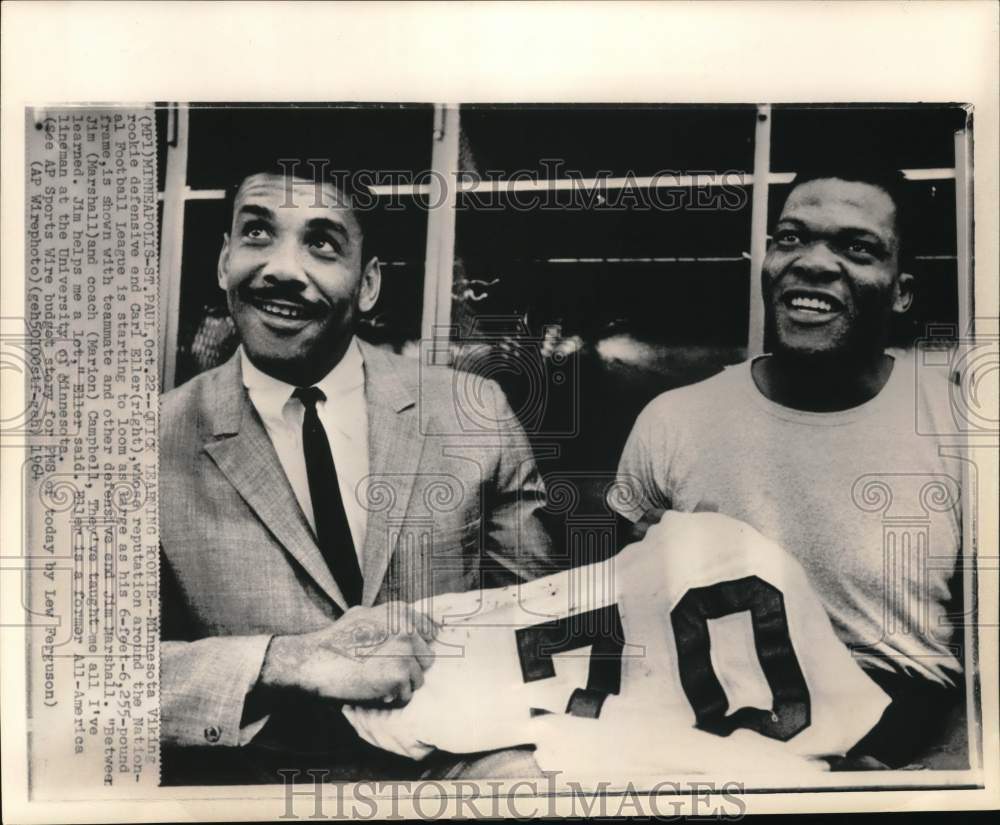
[741,349,902,425]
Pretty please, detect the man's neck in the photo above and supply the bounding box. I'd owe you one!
[751,350,895,413]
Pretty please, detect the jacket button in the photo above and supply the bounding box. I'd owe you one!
[204,726,221,744]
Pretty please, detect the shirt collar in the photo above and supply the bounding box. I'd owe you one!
[241,337,365,425]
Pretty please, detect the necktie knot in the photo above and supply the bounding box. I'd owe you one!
[293,386,326,410]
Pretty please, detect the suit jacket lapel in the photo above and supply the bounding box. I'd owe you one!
[201,354,349,611]
[359,341,424,606]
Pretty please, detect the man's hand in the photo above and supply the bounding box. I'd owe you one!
[342,704,435,760]
[259,603,437,705]
[631,507,666,542]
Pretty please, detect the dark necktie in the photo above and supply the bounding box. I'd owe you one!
[293,386,363,606]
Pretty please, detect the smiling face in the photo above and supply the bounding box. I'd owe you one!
[218,173,380,386]
[762,177,913,361]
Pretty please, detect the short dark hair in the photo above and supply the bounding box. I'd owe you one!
[778,166,915,274]
[223,157,379,265]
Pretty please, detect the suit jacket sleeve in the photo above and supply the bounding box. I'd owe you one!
[160,549,272,748]
[161,637,272,747]
[482,378,554,585]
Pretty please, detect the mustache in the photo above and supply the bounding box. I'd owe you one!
[239,284,327,313]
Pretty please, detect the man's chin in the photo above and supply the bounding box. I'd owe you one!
[236,316,315,364]
[771,333,884,368]
[770,332,849,365]
[232,308,354,384]
[242,348,307,379]
[769,317,850,355]
[241,336,351,386]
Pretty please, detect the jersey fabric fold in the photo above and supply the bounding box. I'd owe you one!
[344,512,891,774]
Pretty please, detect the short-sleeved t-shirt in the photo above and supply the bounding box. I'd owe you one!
[611,351,963,686]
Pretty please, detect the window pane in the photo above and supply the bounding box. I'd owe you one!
[770,104,967,171]
[459,104,757,177]
[186,103,435,190]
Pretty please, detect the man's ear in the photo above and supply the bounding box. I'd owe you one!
[358,256,382,313]
[217,234,230,291]
[893,271,914,314]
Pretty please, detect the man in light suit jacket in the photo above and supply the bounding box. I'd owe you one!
[160,162,553,782]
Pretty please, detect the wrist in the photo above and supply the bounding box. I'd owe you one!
[258,634,300,691]
[240,635,288,726]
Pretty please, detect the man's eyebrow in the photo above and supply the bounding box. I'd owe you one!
[837,226,886,239]
[776,217,889,242]
[819,226,892,249]
[837,228,893,251]
[305,216,353,243]
[236,204,274,221]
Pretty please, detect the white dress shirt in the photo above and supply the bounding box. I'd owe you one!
[241,338,369,563]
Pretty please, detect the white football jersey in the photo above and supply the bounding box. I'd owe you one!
[344,512,890,774]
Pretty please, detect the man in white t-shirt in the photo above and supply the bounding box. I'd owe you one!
[612,167,965,768]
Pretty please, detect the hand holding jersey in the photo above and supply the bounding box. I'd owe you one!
[261,602,438,706]
[343,512,890,774]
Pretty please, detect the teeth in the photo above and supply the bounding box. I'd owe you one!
[260,301,307,319]
[790,296,834,313]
